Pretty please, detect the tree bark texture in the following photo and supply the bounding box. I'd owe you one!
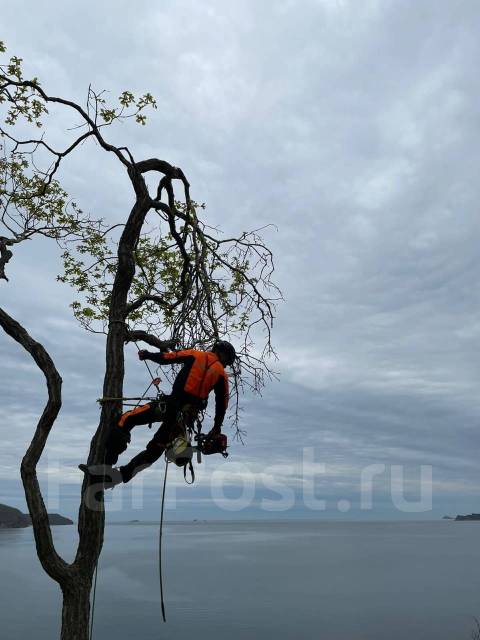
[61,578,91,640]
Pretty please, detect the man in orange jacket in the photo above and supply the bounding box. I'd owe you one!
[81,341,235,486]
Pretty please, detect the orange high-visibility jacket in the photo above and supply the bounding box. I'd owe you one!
[144,349,229,429]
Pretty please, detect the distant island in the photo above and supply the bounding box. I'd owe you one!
[455,513,480,522]
[0,503,73,528]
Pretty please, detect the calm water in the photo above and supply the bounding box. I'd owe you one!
[1,520,480,639]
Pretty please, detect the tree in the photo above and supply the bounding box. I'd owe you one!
[0,42,280,639]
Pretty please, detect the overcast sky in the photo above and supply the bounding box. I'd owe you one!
[2,0,480,522]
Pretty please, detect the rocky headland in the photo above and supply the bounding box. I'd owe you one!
[455,513,480,522]
[0,503,73,528]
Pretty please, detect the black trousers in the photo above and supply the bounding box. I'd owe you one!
[105,396,192,483]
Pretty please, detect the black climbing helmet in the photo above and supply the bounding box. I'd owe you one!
[213,340,236,366]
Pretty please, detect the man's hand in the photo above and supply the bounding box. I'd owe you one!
[138,350,149,361]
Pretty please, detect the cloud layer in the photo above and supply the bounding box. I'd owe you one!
[2,0,480,519]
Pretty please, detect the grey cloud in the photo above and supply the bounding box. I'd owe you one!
[1,0,480,518]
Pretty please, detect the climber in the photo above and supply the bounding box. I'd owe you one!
[80,341,236,487]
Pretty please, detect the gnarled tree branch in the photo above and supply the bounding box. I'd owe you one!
[0,236,13,280]
[0,306,69,584]
[126,293,170,315]
[125,329,177,351]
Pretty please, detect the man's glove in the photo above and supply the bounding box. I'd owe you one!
[138,350,149,361]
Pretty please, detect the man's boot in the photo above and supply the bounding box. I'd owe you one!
[78,463,123,489]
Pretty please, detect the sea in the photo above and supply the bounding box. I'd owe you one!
[1,520,480,640]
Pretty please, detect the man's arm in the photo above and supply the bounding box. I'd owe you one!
[138,349,195,366]
[211,374,229,434]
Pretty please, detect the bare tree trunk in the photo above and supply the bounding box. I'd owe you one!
[61,577,91,640]
[0,160,188,637]
[0,172,154,637]
[72,184,152,635]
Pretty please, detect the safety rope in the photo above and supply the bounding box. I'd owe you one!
[159,459,169,622]
[134,341,158,384]
[89,340,160,640]
[89,450,106,640]
[90,553,99,640]
[134,340,174,623]
[97,395,159,403]
[132,342,171,622]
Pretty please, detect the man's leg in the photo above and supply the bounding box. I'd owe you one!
[105,402,160,466]
[119,399,181,483]
[105,429,131,466]
[119,423,170,483]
